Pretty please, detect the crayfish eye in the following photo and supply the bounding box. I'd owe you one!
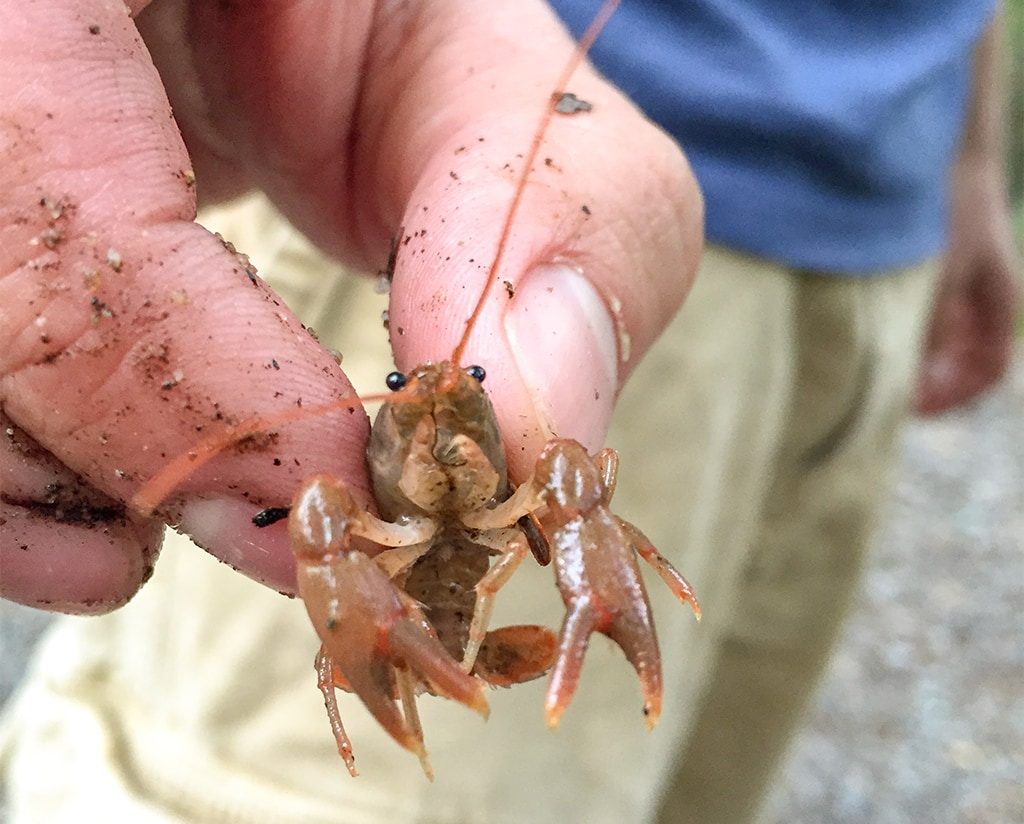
[466,365,486,383]
[385,371,407,391]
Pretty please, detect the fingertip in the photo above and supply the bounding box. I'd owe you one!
[175,495,298,595]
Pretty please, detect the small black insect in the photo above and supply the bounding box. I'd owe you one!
[253,506,291,528]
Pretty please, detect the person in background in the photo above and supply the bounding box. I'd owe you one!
[548,1,1020,821]
[0,2,1018,824]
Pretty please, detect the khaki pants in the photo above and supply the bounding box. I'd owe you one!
[0,197,938,824]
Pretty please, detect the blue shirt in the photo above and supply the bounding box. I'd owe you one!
[551,0,996,273]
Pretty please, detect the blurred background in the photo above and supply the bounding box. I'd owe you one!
[2,5,1023,823]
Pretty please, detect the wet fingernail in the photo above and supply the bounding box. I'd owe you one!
[505,263,618,450]
[177,496,298,594]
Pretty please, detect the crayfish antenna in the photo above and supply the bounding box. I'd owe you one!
[132,390,421,515]
[449,0,622,367]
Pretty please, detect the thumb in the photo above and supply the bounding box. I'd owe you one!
[387,42,702,480]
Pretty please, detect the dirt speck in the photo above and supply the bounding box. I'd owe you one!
[39,196,66,219]
[0,483,125,527]
[160,369,184,390]
[233,431,280,455]
[90,296,114,323]
[40,227,63,249]
[553,92,592,114]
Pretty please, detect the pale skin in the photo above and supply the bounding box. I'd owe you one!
[0,1,1017,614]
[915,7,1021,414]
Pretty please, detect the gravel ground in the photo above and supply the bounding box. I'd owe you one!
[764,350,1024,824]
[2,352,1022,823]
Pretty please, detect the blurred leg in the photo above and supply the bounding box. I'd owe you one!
[656,259,939,824]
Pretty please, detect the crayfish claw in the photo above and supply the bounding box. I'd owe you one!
[536,439,699,730]
[544,600,599,729]
[544,588,664,730]
[604,602,664,730]
[335,641,421,755]
[388,618,489,718]
[299,547,487,768]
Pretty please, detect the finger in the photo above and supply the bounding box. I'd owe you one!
[170,1,702,481]
[1,415,161,613]
[0,1,371,594]
[384,7,703,479]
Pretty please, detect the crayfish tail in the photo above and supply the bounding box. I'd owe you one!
[473,625,557,688]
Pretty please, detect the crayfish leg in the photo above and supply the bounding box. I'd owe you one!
[396,669,433,781]
[596,447,619,503]
[621,520,702,620]
[460,533,529,673]
[372,542,433,579]
[460,477,543,530]
[315,646,358,777]
[290,474,436,554]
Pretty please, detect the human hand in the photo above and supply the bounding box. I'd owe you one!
[0,1,703,612]
[914,161,1021,415]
